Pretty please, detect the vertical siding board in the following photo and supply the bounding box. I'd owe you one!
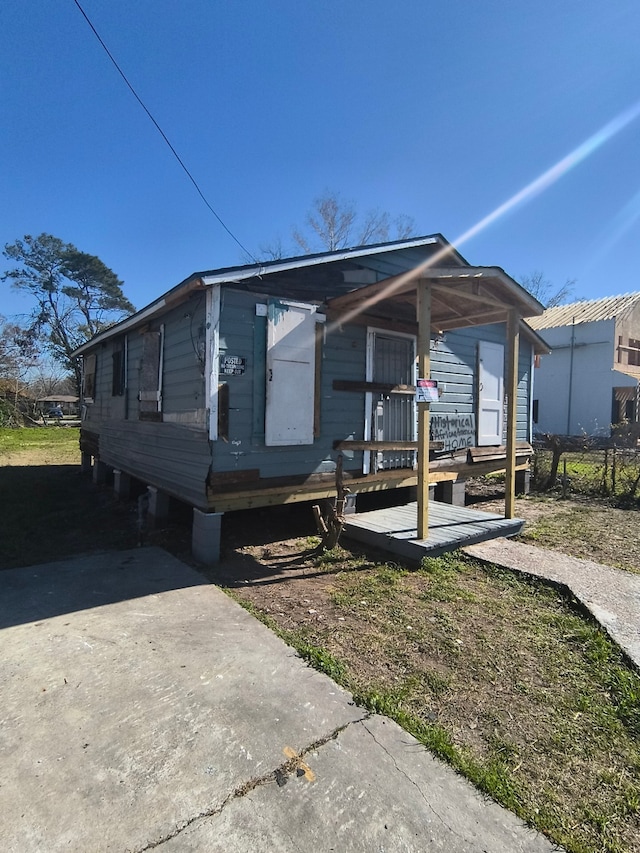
[161,299,207,414]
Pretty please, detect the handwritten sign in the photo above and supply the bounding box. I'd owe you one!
[430,413,476,452]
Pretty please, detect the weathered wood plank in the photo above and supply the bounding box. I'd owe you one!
[344,501,524,562]
[333,439,444,452]
[333,380,416,395]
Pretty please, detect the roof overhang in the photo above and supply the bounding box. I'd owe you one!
[325,266,544,333]
[613,365,640,382]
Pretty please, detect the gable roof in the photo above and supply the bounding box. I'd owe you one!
[72,234,544,355]
[527,292,640,330]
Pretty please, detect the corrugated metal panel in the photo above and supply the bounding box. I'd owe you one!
[100,420,212,509]
[528,293,640,330]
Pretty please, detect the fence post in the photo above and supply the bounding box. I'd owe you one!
[612,446,617,495]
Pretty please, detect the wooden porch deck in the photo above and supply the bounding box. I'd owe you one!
[343,501,524,563]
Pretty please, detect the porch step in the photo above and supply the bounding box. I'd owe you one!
[343,501,523,563]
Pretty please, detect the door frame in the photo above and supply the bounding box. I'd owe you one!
[477,340,505,446]
[363,327,417,474]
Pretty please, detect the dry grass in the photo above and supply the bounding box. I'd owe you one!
[3,427,640,852]
[224,545,640,853]
[473,493,640,575]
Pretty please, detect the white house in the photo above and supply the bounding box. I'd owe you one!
[528,293,640,437]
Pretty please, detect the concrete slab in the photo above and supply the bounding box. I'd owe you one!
[157,715,553,852]
[0,547,559,853]
[466,538,640,671]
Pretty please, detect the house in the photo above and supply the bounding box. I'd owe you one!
[72,235,546,562]
[37,395,79,417]
[527,293,640,439]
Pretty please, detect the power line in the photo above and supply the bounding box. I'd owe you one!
[72,0,256,262]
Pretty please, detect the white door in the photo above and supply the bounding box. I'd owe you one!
[478,341,504,446]
[265,300,317,446]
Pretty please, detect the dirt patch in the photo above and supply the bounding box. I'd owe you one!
[209,541,640,853]
[3,429,640,853]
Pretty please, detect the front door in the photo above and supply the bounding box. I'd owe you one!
[366,330,416,472]
[478,340,504,446]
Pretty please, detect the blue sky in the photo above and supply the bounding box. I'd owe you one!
[2,0,639,319]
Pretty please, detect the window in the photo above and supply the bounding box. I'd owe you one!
[628,338,640,367]
[112,341,125,396]
[532,399,539,424]
[138,326,164,419]
[83,353,96,401]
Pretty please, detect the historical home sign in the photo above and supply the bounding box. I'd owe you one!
[430,413,476,452]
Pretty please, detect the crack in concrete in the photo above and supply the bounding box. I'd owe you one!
[135,712,371,851]
[361,719,467,842]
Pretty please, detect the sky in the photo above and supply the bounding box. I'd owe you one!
[1,0,639,320]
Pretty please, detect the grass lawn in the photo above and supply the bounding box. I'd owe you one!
[222,543,640,853]
[0,427,138,568]
[3,427,640,852]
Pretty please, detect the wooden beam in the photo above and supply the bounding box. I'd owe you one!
[333,439,444,451]
[430,281,507,309]
[326,271,419,312]
[417,281,431,538]
[325,308,418,336]
[206,458,531,512]
[505,308,520,518]
[314,323,323,437]
[333,379,415,395]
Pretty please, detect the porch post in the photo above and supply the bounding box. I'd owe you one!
[505,308,519,519]
[417,280,431,539]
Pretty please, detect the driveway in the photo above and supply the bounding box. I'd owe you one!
[1,548,557,852]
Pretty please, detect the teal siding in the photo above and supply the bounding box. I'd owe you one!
[214,290,367,478]
[161,298,207,415]
[213,297,535,478]
[430,324,533,442]
[82,280,535,500]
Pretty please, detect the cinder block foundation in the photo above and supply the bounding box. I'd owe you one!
[113,470,131,500]
[515,469,531,495]
[436,479,466,507]
[192,509,223,565]
[407,485,436,503]
[92,459,108,485]
[343,493,358,515]
[147,487,170,523]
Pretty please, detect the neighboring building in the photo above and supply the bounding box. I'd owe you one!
[72,235,546,561]
[37,395,79,416]
[528,293,640,438]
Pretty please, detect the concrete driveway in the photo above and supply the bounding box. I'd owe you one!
[1,548,558,852]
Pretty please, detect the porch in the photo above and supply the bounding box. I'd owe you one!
[343,500,524,563]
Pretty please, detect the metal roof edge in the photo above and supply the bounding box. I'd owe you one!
[520,321,551,354]
[199,234,448,285]
[528,292,640,330]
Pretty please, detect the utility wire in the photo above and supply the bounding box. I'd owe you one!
[72,0,256,262]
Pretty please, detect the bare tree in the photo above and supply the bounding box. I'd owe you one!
[0,315,40,424]
[255,192,417,260]
[520,270,576,309]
